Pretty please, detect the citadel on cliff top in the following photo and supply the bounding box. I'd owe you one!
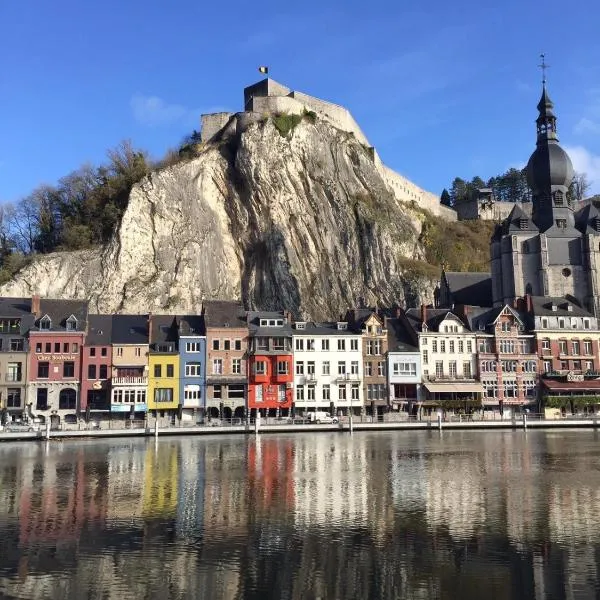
[199,77,457,221]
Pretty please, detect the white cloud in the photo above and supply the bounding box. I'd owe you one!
[574,117,600,135]
[564,145,600,195]
[130,95,200,127]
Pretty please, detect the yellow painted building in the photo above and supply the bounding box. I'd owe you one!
[147,315,180,413]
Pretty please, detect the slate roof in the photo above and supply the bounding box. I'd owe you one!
[386,317,419,352]
[150,315,179,344]
[443,271,493,307]
[504,204,537,233]
[111,315,149,345]
[247,311,293,336]
[0,297,36,334]
[575,202,600,235]
[345,308,384,332]
[292,321,360,336]
[203,300,247,329]
[404,308,468,334]
[460,305,527,333]
[35,299,88,332]
[86,315,113,345]
[530,296,593,318]
[177,315,205,336]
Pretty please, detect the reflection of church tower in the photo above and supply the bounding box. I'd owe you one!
[491,60,600,314]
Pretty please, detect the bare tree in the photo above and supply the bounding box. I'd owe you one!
[569,171,591,203]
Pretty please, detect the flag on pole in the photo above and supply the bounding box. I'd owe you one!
[258,66,269,75]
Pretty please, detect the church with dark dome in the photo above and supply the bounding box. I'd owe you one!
[491,82,600,316]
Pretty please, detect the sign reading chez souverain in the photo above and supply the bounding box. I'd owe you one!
[35,354,79,361]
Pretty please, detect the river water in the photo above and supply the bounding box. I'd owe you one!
[0,430,599,599]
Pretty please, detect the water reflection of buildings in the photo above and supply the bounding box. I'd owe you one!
[292,435,369,527]
[106,441,146,521]
[142,441,178,519]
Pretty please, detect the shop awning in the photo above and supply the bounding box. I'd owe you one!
[423,382,483,393]
[541,379,600,393]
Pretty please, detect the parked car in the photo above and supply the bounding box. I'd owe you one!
[4,423,39,433]
[306,411,338,424]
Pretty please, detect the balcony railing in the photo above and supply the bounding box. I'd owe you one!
[336,373,361,382]
[113,376,148,385]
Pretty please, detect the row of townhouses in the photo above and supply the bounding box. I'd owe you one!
[1,293,599,425]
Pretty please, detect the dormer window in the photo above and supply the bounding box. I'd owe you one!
[556,219,567,229]
[566,305,573,313]
[519,218,528,230]
[39,315,51,330]
[260,319,268,327]
[295,322,306,330]
[553,191,564,206]
[593,218,600,232]
[66,315,77,331]
[337,322,348,330]
[551,304,557,312]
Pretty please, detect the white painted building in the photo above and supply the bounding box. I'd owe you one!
[386,317,422,411]
[292,321,363,415]
[403,307,482,404]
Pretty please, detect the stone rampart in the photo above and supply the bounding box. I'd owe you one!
[455,199,533,221]
[200,112,234,143]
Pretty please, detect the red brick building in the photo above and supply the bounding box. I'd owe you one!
[247,311,293,417]
[28,297,88,427]
[80,315,113,417]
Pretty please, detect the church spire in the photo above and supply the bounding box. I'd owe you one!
[536,54,557,142]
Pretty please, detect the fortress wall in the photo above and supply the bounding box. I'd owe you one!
[289,91,370,146]
[250,95,306,116]
[200,112,234,143]
[455,199,533,221]
[378,164,457,221]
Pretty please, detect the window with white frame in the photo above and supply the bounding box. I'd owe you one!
[307,385,315,401]
[542,339,551,352]
[423,350,428,365]
[232,358,242,374]
[322,361,330,375]
[338,361,346,375]
[435,361,443,377]
[350,339,358,351]
[377,362,385,376]
[440,340,446,353]
[338,385,346,400]
[364,362,372,376]
[186,342,201,353]
[572,340,580,355]
[184,387,201,401]
[467,341,473,353]
[432,340,438,352]
[307,339,315,351]
[307,361,315,375]
[213,359,223,374]
[321,339,330,351]
[393,362,417,376]
[296,361,304,375]
[449,340,455,353]
[322,385,330,401]
[296,385,304,401]
[448,361,457,377]
[185,363,202,377]
[351,384,360,400]
[254,360,266,375]
[351,361,359,374]
[463,361,471,378]
[295,338,304,351]
[584,340,593,355]
[337,339,346,351]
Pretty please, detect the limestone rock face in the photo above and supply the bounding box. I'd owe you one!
[0,116,437,319]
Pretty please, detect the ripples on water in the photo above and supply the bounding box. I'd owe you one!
[1,431,600,599]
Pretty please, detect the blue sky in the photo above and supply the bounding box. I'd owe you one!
[1,0,600,203]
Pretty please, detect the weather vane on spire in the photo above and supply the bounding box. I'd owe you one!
[539,53,549,85]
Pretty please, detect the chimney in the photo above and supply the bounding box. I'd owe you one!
[148,312,153,342]
[421,304,427,325]
[526,293,532,313]
[284,310,292,324]
[31,294,40,317]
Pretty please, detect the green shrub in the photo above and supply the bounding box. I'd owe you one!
[272,113,303,137]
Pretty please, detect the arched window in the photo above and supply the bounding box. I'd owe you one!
[59,388,77,410]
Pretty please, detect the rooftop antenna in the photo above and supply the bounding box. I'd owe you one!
[538,53,549,85]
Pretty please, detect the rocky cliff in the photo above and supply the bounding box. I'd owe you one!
[0,114,439,319]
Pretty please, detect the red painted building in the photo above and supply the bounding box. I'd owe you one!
[28,296,88,427]
[80,315,113,416]
[247,311,294,416]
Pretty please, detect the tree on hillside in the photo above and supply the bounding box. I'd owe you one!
[569,172,590,203]
[440,188,452,207]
